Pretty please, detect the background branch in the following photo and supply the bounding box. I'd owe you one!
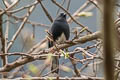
[103,0,115,80]
[7,4,36,51]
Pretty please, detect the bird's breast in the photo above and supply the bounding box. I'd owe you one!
[56,32,66,44]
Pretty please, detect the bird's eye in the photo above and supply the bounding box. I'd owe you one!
[63,14,66,17]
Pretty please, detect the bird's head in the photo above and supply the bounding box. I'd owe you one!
[55,13,66,21]
[59,13,66,19]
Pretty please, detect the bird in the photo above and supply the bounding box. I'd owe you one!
[48,13,70,74]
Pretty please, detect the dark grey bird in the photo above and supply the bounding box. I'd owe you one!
[48,13,70,74]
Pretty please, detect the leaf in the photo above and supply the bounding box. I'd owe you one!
[47,77,53,80]
[60,65,72,72]
[60,50,69,59]
[77,12,93,17]
[28,64,38,74]
[64,52,70,59]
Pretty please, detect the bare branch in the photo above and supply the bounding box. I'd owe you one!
[66,0,71,11]
[8,1,38,14]
[56,0,65,15]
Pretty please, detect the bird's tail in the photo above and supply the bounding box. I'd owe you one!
[51,56,59,74]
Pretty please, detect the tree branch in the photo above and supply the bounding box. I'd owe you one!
[15,76,104,80]
[0,31,101,72]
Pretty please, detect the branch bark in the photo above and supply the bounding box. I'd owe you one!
[0,11,7,67]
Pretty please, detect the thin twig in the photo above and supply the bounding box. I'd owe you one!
[4,15,9,65]
[2,0,10,8]
[4,14,50,28]
[66,0,71,11]
[67,1,90,23]
[56,0,65,15]
[0,52,33,58]
[69,55,81,77]
[37,0,53,23]
[8,1,38,14]
[0,0,20,16]
[88,0,102,12]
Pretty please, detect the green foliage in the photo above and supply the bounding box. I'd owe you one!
[60,49,69,59]
[28,64,39,74]
[47,77,53,80]
[77,12,93,17]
